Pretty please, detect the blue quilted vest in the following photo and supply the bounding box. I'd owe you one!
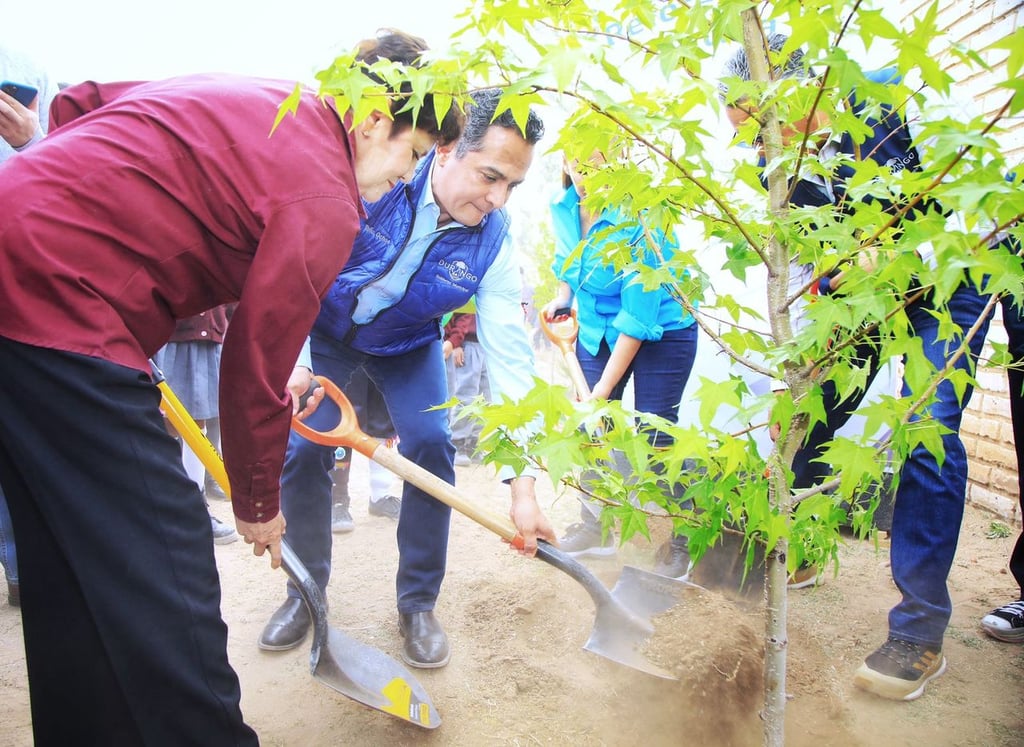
[786,68,923,213]
[312,151,509,356]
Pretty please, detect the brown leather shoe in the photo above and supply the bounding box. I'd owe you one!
[258,598,311,651]
[398,611,450,668]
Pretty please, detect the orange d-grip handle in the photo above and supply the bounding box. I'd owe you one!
[538,306,578,352]
[289,376,380,459]
[291,375,525,547]
[538,308,590,401]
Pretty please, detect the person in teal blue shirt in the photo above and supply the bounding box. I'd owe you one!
[541,155,698,578]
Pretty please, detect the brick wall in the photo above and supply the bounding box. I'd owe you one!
[898,0,1023,523]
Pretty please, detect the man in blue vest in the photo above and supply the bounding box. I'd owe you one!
[721,35,994,700]
[258,89,556,668]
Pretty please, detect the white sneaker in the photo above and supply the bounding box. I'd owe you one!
[981,599,1024,642]
[210,514,239,545]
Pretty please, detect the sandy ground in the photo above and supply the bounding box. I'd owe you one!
[1,446,1023,746]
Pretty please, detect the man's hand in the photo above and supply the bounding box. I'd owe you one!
[236,512,286,569]
[508,476,557,556]
[0,90,40,149]
[288,365,323,419]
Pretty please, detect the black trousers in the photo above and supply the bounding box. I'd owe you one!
[0,338,257,746]
[1004,294,1024,599]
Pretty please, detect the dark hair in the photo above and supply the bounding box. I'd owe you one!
[718,33,811,102]
[454,87,544,157]
[355,28,463,145]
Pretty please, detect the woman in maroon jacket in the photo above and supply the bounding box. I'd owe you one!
[0,30,460,745]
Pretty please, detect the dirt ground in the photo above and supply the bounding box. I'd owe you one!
[1,446,1023,747]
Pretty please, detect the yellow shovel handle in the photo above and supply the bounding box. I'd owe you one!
[153,368,231,498]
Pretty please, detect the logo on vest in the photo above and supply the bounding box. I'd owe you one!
[361,222,395,251]
[885,152,917,174]
[438,258,478,284]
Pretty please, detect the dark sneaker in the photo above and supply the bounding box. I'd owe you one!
[369,495,401,521]
[787,563,821,590]
[559,521,616,558]
[210,514,239,545]
[652,538,691,580]
[853,636,946,700]
[331,502,355,534]
[981,600,1024,643]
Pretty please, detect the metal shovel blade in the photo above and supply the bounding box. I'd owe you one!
[280,541,440,729]
[537,544,698,680]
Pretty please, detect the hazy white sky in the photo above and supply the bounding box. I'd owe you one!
[6,0,467,84]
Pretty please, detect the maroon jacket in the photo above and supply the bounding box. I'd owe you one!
[169,305,235,344]
[443,313,479,349]
[0,75,364,522]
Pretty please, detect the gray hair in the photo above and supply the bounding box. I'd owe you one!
[455,88,544,157]
[718,33,811,101]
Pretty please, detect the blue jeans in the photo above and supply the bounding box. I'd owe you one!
[281,333,454,614]
[888,281,992,646]
[787,280,989,645]
[576,325,699,521]
[576,325,699,446]
[0,485,16,585]
[792,282,990,645]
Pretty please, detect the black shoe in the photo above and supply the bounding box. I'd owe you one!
[369,495,401,520]
[652,537,691,580]
[331,502,354,534]
[204,476,230,502]
[981,600,1024,643]
[398,611,450,668]
[258,598,312,651]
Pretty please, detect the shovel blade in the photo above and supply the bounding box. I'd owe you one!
[313,628,441,729]
[584,566,699,680]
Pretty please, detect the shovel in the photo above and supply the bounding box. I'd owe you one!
[151,365,440,729]
[539,307,590,401]
[292,376,698,680]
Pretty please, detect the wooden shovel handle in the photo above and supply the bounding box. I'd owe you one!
[538,308,591,401]
[291,376,524,547]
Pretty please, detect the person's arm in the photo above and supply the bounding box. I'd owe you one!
[593,225,675,397]
[591,333,641,399]
[475,246,537,408]
[220,196,359,567]
[476,237,559,551]
[541,280,574,322]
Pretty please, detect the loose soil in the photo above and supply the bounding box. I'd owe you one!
[2,447,1023,746]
